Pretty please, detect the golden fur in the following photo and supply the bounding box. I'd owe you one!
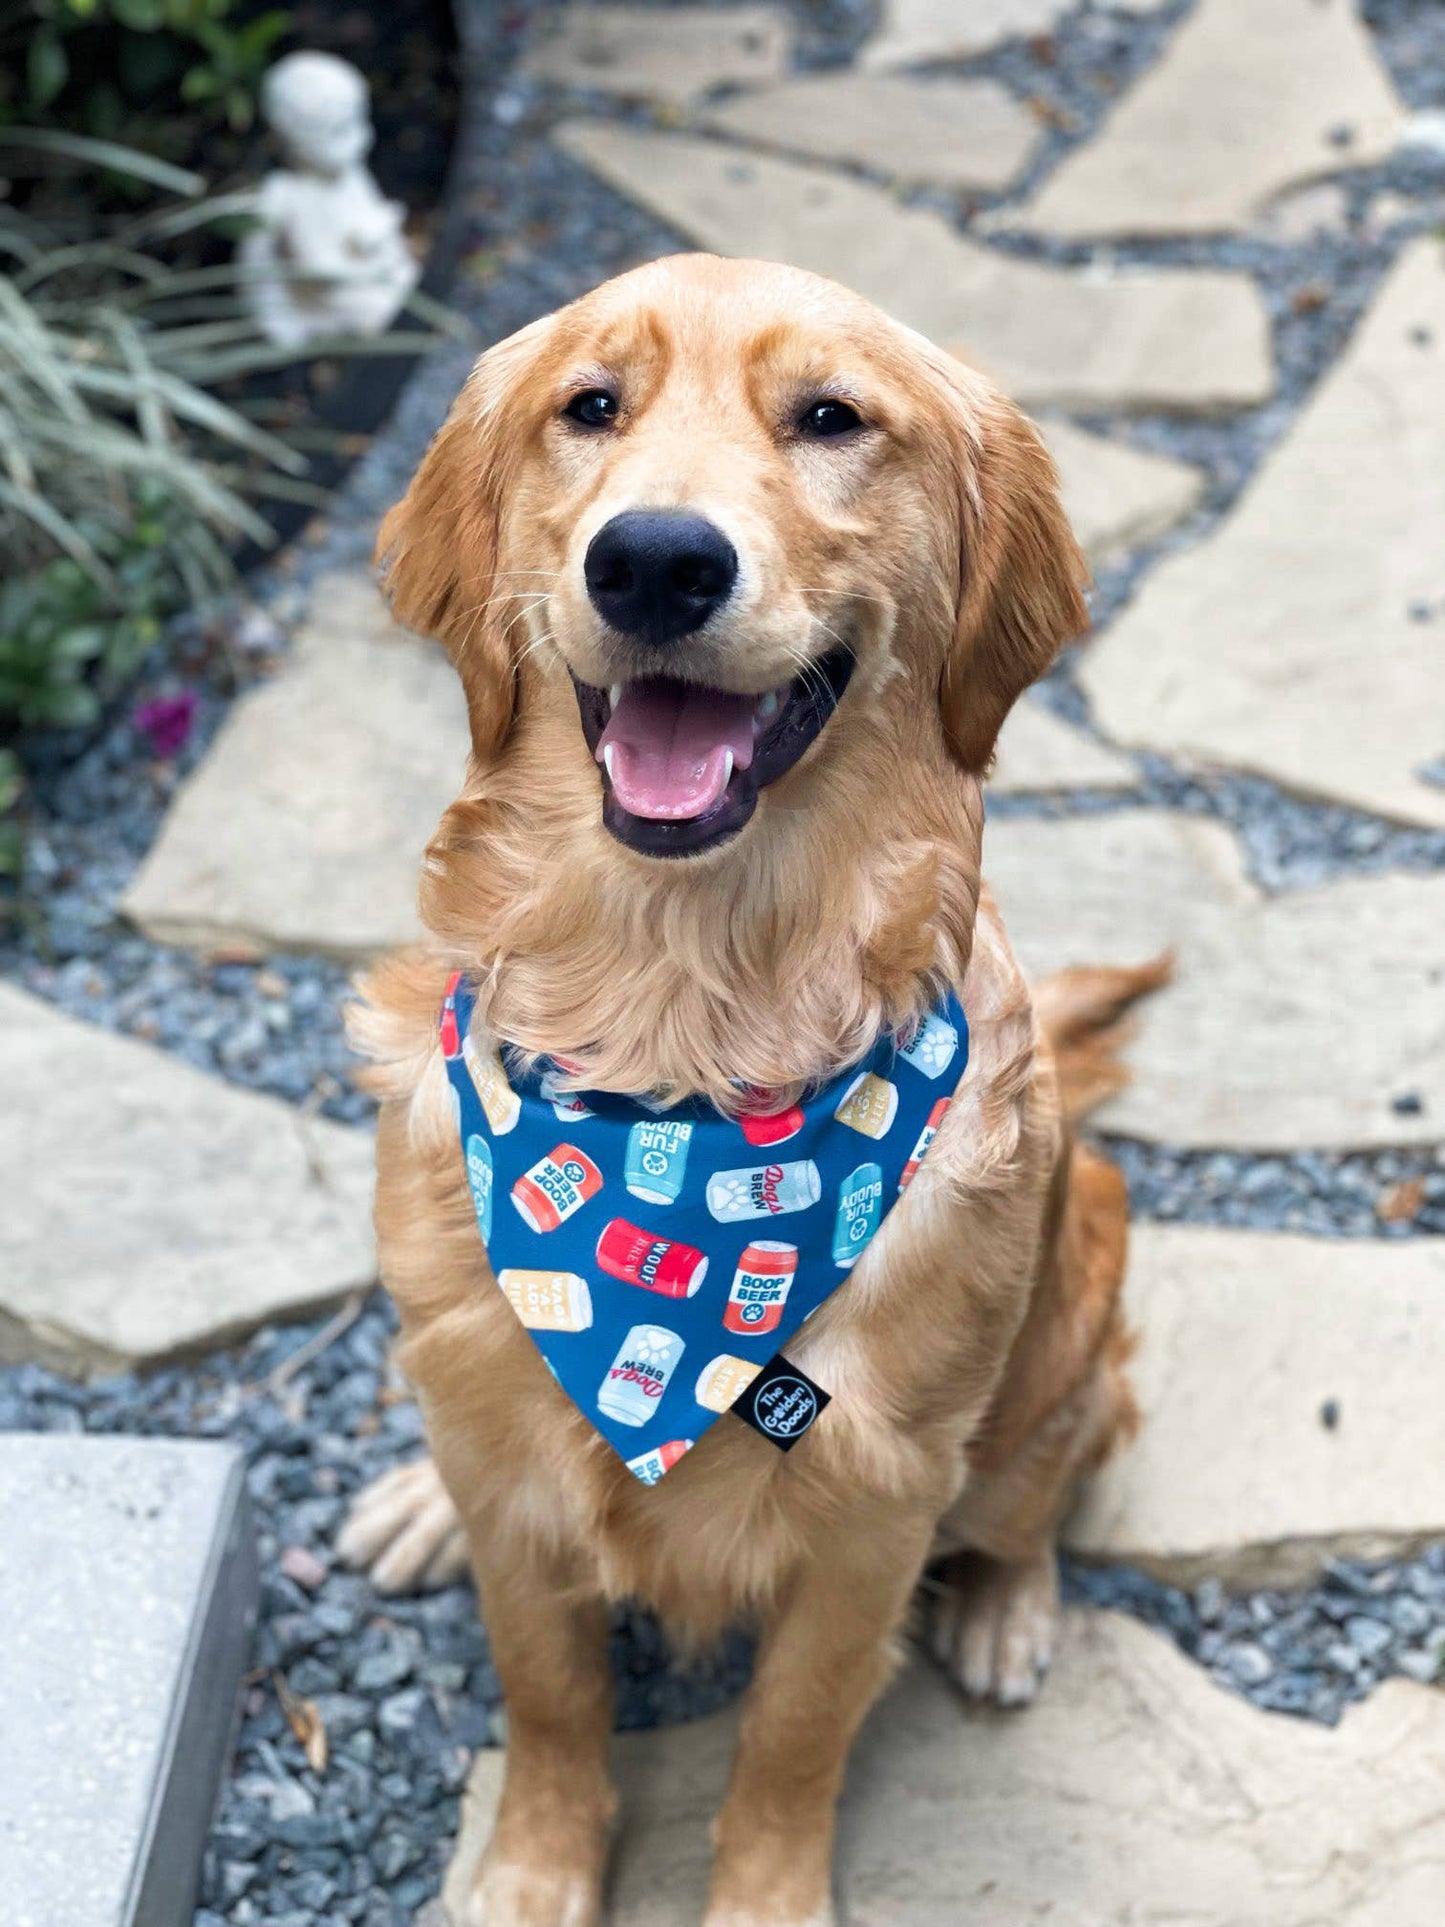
[346,255,1150,1927]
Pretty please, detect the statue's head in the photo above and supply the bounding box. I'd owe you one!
[262,51,373,176]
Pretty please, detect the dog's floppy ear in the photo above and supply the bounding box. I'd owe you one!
[925,349,1089,773]
[375,313,555,758]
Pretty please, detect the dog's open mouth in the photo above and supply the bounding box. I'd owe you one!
[571,649,854,857]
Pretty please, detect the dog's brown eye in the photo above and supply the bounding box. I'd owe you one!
[798,398,863,439]
[564,389,620,429]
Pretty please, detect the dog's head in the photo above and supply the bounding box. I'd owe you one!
[378,254,1086,861]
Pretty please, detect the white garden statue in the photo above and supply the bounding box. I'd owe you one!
[240,50,419,349]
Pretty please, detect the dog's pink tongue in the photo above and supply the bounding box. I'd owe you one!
[598,680,754,820]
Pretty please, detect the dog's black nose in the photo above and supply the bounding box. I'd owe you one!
[584,510,738,646]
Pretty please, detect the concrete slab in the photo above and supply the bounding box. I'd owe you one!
[996,0,1406,238]
[121,572,468,958]
[0,1435,257,1927]
[701,73,1038,192]
[1064,1225,1445,1588]
[523,6,791,106]
[989,698,1135,793]
[1041,417,1207,567]
[982,810,1445,1148]
[861,0,1096,70]
[1080,238,1445,828]
[554,123,1275,414]
[444,1613,1445,1925]
[0,985,375,1372]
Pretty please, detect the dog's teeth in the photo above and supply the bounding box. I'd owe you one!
[755,691,781,723]
[608,683,623,709]
[602,743,616,779]
[721,748,734,784]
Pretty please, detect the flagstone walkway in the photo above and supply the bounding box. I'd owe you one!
[3,2,1444,1922]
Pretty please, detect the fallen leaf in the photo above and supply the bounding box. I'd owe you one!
[1377,1176,1426,1223]
[275,1671,329,1775]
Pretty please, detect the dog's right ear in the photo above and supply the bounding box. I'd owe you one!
[375,313,555,758]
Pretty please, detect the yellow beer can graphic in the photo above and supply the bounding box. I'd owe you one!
[498,1268,593,1332]
[833,1070,899,1139]
[695,1353,762,1413]
[463,1036,521,1135]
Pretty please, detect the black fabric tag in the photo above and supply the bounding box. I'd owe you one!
[734,1354,831,1452]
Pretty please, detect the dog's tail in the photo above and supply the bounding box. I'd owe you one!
[1033,954,1172,1125]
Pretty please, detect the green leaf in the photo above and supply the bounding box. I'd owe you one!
[0,129,205,198]
[27,31,69,111]
[113,0,168,29]
[51,624,109,662]
[33,682,101,728]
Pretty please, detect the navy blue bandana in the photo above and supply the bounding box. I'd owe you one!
[441,973,967,1484]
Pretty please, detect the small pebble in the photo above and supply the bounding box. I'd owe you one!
[279,1545,328,1591]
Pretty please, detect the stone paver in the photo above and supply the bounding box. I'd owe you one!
[1064,1225,1445,1588]
[982,809,1445,1148]
[1,1435,256,1927]
[122,572,468,957]
[861,0,1095,71]
[1081,240,1445,828]
[701,73,1038,192]
[555,123,1274,413]
[0,984,374,1371]
[995,0,1406,238]
[989,698,1135,794]
[1040,417,1206,566]
[523,5,790,107]
[444,1615,1445,1926]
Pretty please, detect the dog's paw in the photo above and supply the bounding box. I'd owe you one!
[928,1548,1058,1709]
[465,1857,602,1927]
[334,1455,469,1595]
[702,1907,835,1927]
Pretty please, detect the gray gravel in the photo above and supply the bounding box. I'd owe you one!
[3,1,1445,1920]
[0,1301,752,1925]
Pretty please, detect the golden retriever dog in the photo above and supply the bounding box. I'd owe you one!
[340,253,1156,1927]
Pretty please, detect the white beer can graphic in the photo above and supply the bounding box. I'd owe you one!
[498,1268,593,1332]
[833,1071,899,1139]
[897,1010,959,1080]
[598,1324,685,1427]
[540,1067,594,1123]
[462,1036,521,1135]
[695,1354,763,1413]
[705,1159,822,1222]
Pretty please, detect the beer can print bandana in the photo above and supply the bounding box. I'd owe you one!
[441,973,968,1484]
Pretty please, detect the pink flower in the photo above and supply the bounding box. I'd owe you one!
[133,690,198,759]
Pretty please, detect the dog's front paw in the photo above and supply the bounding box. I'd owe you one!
[465,1855,602,1927]
[334,1454,468,1595]
[928,1548,1058,1708]
[702,1907,835,1927]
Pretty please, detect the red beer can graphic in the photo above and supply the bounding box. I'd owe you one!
[439,970,464,1059]
[740,1103,805,1148]
[900,1098,951,1190]
[723,1240,798,1336]
[625,1438,694,1485]
[596,1218,710,1298]
[511,1143,603,1232]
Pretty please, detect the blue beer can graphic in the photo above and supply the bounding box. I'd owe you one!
[465,1133,494,1242]
[624,1118,694,1205]
[832,1162,883,1268]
